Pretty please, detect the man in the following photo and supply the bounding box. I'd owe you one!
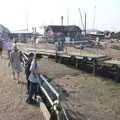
[25,53,34,94]
[9,46,22,83]
[7,40,12,59]
[26,54,41,104]
[3,40,12,59]
[96,37,100,46]
[0,39,3,58]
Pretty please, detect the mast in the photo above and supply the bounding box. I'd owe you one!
[61,16,64,25]
[85,13,86,38]
[78,8,84,29]
[26,12,29,31]
[93,5,96,30]
[67,8,69,25]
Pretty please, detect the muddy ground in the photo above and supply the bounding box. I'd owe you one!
[39,57,120,120]
[33,41,120,120]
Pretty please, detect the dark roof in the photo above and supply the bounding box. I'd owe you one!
[0,24,10,33]
[48,25,64,32]
[46,25,82,32]
[0,24,10,40]
[64,25,81,32]
[86,29,104,36]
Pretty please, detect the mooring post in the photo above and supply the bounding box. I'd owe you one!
[82,57,87,69]
[75,58,79,69]
[55,51,58,63]
[92,58,97,76]
[116,65,120,82]
[59,56,62,63]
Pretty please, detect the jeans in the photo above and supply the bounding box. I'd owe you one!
[27,80,30,93]
[29,82,38,100]
[25,71,30,93]
[25,70,30,80]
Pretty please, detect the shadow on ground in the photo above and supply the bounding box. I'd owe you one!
[66,109,87,120]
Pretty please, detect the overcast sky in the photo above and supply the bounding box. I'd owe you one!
[0,0,119,32]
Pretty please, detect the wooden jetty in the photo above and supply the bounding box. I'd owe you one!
[21,48,120,81]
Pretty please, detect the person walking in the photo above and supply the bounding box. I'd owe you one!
[25,53,34,94]
[0,39,3,58]
[26,54,41,104]
[9,46,22,83]
[7,41,12,59]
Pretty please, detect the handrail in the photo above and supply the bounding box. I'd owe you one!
[40,86,54,106]
[23,53,28,61]
[40,75,60,100]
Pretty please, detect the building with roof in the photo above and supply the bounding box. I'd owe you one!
[10,30,42,43]
[0,24,10,41]
[10,30,32,42]
[86,29,105,40]
[44,25,86,44]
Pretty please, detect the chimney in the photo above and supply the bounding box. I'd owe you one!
[61,16,64,25]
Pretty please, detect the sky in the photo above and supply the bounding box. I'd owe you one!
[0,0,119,32]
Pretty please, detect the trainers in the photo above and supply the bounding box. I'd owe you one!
[26,98,36,105]
[26,91,29,95]
[16,81,19,84]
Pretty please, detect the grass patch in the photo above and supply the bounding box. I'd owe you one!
[111,45,120,50]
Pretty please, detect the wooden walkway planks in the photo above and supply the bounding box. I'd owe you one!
[104,60,120,66]
[23,48,106,60]
[21,47,120,81]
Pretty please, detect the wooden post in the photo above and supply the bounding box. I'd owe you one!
[92,58,97,76]
[55,51,58,63]
[81,57,87,70]
[55,41,58,63]
[59,56,62,63]
[75,59,79,69]
[116,65,120,82]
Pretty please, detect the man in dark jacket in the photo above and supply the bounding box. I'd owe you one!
[25,53,34,94]
[0,40,3,58]
[26,54,41,104]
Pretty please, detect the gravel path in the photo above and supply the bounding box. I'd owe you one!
[0,58,44,120]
